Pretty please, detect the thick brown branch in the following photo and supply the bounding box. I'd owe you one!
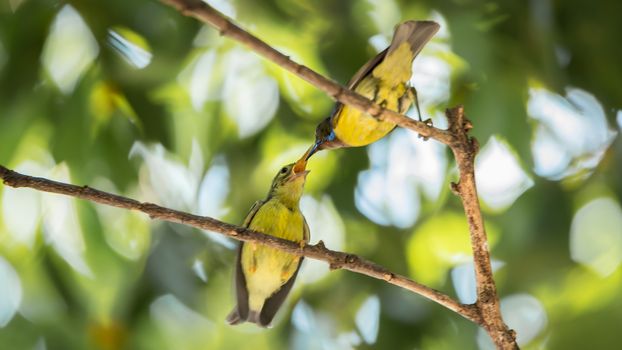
[446,106,518,349]
[0,165,480,323]
[158,0,453,145]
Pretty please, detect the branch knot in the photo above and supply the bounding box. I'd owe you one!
[450,182,461,196]
[315,240,327,250]
[345,254,358,264]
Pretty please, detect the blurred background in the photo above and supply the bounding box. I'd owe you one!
[1,0,621,349]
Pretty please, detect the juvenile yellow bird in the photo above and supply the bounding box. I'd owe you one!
[227,163,309,327]
[300,20,440,161]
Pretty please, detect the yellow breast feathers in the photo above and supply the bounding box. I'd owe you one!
[241,199,305,311]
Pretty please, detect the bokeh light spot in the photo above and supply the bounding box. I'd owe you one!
[0,256,22,327]
[407,212,499,286]
[476,136,534,212]
[223,49,279,138]
[478,294,547,348]
[41,5,99,94]
[42,164,92,277]
[355,295,380,344]
[355,128,447,228]
[107,28,153,69]
[528,87,617,180]
[299,195,345,284]
[570,197,622,277]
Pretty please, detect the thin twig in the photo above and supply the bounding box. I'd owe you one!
[159,0,453,145]
[0,165,480,323]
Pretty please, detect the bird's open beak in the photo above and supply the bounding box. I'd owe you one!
[292,156,309,178]
[290,169,309,180]
[293,154,308,174]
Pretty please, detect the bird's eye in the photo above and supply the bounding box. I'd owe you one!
[280,167,288,174]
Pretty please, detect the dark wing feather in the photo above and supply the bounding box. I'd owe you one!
[347,48,389,89]
[242,200,264,228]
[226,244,249,324]
[329,48,388,126]
[226,200,263,325]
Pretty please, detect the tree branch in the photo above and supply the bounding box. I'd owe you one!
[0,165,479,323]
[446,106,517,349]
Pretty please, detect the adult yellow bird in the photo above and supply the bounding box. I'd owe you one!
[300,20,440,161]
[227,163,309,327]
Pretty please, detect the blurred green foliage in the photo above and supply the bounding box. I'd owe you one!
[1,0,621,349]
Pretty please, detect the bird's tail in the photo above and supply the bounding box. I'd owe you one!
[247,311,267,327]
[226,307,244,325]
[371,20,439,87]
[226,308,269,328]
[387,20,440,59]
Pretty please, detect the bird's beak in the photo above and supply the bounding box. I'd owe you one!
[290,169,309,180]
[293,159,306,173]
[293,151,309,174]
[292,157,309,179]
[302,141,320,162]
[293,140,321,176]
